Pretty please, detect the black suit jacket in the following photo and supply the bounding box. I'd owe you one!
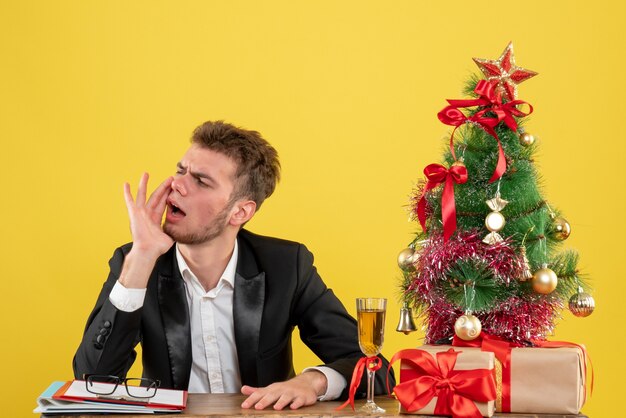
[73,229,394,399]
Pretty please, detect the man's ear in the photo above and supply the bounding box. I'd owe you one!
[229,200,257,226]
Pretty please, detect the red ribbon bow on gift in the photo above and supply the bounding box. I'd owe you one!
[336,356,383,411]
[438,79,533,183]
[452,333,516,412]
[417,162,468,241]
[388,348,496,418]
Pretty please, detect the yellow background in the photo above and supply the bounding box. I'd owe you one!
[1,1,623,416]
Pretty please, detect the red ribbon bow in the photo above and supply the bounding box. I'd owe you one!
[389,348,496,418]
[437,79,533,183]
[336,356,382,411]
[417,163,468,241]
[452,333,516,412]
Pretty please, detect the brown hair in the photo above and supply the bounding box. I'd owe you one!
[191,121,280,208]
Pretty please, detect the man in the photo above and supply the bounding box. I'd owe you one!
[73,121,393,410]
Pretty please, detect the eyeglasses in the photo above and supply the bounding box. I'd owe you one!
[83,374,161,400]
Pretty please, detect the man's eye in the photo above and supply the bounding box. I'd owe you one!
[196,177,208,187]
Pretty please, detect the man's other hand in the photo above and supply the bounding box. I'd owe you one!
[240,370,328,410]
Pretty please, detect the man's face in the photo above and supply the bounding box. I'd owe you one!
[163,144,240,245]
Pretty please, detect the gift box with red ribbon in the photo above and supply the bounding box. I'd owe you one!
[499,344,586,413]
[398,341,589,415]
[391,347,496,418]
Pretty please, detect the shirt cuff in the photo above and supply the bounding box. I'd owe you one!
[109,280,147,312]
[302,366,346,401]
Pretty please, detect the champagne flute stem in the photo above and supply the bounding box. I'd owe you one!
[366,367,375,404]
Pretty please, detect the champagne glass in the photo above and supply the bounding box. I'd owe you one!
[356,297,387,414]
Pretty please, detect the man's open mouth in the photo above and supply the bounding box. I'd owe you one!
[168,201,187,217]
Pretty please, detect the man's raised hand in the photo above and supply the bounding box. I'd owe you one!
[119,173,174,289]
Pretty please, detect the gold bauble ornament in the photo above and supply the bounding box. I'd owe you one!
[485,211,506,232]
[532,264,558,294]
[552,217,571,241]
[519,132,535,146]
[397,248,417,271]
[454,313,482,341]
[451,160,466,169]
[568,287,595,317]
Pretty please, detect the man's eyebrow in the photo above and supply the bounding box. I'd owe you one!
[176,162,216,184]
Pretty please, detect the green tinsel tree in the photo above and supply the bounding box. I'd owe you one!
[398,43,594,345]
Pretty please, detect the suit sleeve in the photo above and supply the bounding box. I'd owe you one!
[292,244,395,400]
[73,246,142,379]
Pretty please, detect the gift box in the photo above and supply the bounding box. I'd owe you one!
[502,344,586,414]
[394,346,496,417]
[414,343,587,414]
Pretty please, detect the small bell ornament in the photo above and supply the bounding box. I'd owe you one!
[483,192,509,244]
[569,287,595,317]
[532,263,558,294]
[396,303,418,334]
[454,312,482,341]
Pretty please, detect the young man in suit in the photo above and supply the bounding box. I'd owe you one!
[73,121,393,410]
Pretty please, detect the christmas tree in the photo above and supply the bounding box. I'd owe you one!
[398,43,595,345]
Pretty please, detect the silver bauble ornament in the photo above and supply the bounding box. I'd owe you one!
[568,287,595,317]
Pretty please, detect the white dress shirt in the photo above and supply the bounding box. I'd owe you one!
[108,240,346,399]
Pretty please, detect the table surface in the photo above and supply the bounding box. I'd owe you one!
[43,393,589,418]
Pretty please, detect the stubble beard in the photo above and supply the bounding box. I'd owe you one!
[163,205,231,245]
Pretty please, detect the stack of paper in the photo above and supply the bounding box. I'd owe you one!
[34,380,187,415]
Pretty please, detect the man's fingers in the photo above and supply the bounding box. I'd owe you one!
[152,192,169,224]
[136,172,149,204]
[241,380,317,411]
[240,385,257,396]
[289,397,306,410]
[123,182,134,209]
[241,386,282,410]
[240,387,262,408]
[273,393,294,410]
[241,393,262,409]
[253,392,281,410]
[146,177,173,210]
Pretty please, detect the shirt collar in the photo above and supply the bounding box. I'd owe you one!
[175,239,238,293]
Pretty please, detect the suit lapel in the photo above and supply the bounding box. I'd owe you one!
[156,247,192,390]
[233,235,265,386]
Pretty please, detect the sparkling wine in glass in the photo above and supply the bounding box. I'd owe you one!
[356,298,386,414]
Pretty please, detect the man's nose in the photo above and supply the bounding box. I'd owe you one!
[171,176,188,196]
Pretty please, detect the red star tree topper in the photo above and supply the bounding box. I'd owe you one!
[472,42,537,101]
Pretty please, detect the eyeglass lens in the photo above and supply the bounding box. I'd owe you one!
[85,375,159,398]
[125,378,159,398]
[86,375,121,395]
